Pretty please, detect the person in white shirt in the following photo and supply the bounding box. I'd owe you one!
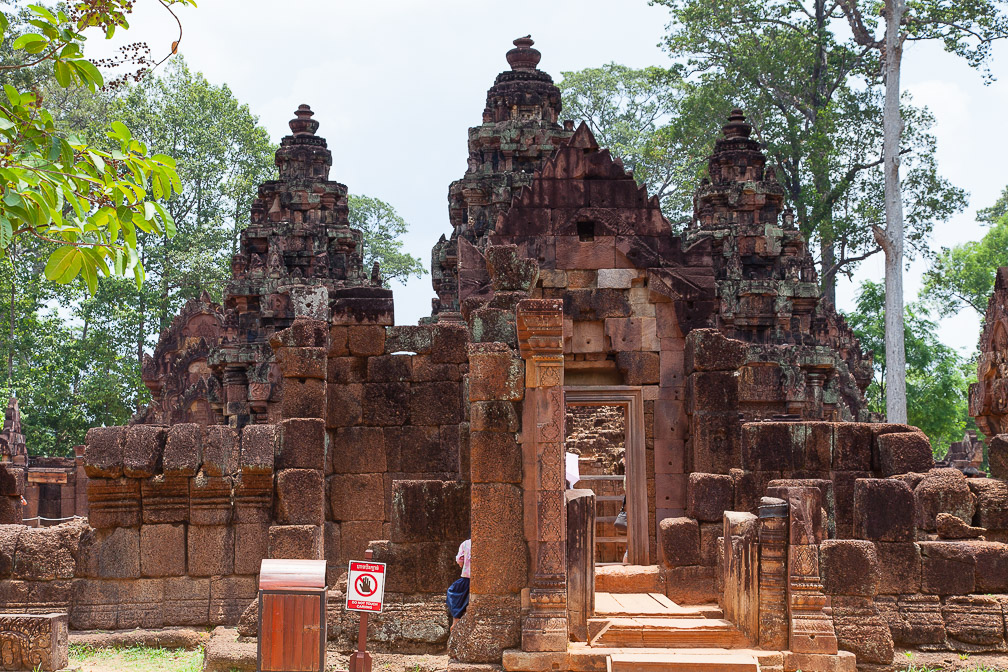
[446,538,471,629]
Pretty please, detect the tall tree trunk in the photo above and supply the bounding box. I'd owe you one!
[7,242,14,386]
[880,0,908,423]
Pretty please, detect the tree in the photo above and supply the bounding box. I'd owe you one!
[836,0,1008,422]
[845,280,970,455]
[347,194,425,286]
[922,186,1008,316]
[0,1,192,292]
[593,0,965,305]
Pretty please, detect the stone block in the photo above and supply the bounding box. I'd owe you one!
[832,423,873,471]
[411,381,462,425]
[698,523,720,566]
[329,473,385,522]
[485,245,539,291]
[690,412,740,473]
[470,483,520,541]
[368,540,464,594]
[0,464,24,497]
[830,596,894,665]
[275,468,325,525]
[141,474,189,524]
[275,346,326,379]
[661,565,717,605]
[110,579,164,630]
[277,418,326,471]
[969,478,1008,530]
[233,472,273,524]
[83,426,125,478]
[348,325,386,356]
[768,478,835,539]
[571,320,604,353]
[469,431,522,484]
[12,526,77,581]
[741,422,798,472]
[269,317,328,349]
[164,423,202,476]
[876,430,933,476]
[0,494,21,524]
[187,524,234,576]
[161,575,211,626]
[140,523,186,577]
[470,400,519,433]
[282,377,326,419]
[328,356,367,383]
[919,541,975,594]
[943,595,1005,647]
[875,542,921,594]
[339,520,383,565]
[913,468,976,531]
[210,575,258,626]
[385,425,448,474]
[884,594,945,646]
[324,521,341,585]
[87,477,141,528]
[447,593,520,663]
[831,470,870,535]
[0,613,68,671]
[366,354,413,382]
[470,533,528,594]
[202,425,239,477]
[469,307,516,346]
[431,324,469,364]
[972,541,1008,592]
[189,474,233,526]
[385,325,433,355]
[392,480,470,542]
[819,540,879,596]
[70,578,119,630]
[268,524,322,560]
[77,526,140,579]
[616,351,659,385]
[853,478,915,542]
[362,382,410,426]
[936,511,985,539]
[684,328,746,372]
[0,525,20,578]
[240,423,276,475]
[659,517,700,567]
[330,426,385,474]
[468,346,523,402]
[327,382,363,427]
[685,473,733,522]
[123,424,167,478]
[597,268,637,289]
[990,433,1008,479]
[688,371,738,412]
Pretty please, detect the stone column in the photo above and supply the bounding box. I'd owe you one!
[758,496,788,650]
[516,299,567,652]
[782,486,838,655]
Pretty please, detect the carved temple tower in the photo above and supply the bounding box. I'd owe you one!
[430,36,573,319]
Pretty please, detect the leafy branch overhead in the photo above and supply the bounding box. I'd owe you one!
[0,0,195,293]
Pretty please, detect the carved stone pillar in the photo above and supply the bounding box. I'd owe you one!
[783,486,838,654]
[758,496,788,650]
[516,299,567,652]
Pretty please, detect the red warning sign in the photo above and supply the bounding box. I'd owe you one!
[346,560,386,613]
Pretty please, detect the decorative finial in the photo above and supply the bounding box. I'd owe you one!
[722,108,752,139]
[289,104,319,137]
[506,35,541,71]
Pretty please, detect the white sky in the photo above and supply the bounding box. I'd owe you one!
[105,0,1008,356]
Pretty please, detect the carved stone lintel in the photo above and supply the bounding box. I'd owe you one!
[521,588,568,651]
[0,613,69,671]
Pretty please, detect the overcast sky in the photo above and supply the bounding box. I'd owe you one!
[107,0,1008,355]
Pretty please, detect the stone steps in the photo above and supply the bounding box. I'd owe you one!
[608,650,760,672]
[594,591,722,619]
[590,617,749,649]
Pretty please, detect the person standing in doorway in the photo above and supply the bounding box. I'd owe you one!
[447,538,471,630]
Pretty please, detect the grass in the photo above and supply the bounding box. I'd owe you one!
[68,644,203,672]
[900,666,1008,672]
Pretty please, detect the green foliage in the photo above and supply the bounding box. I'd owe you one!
[846,280,970,455]
[347,194,425,286]
[69,643,203,672]
[922,186,1008,316]
[0,1,194,293]
[566,0,966,301]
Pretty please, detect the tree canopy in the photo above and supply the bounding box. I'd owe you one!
[845,280,971,455]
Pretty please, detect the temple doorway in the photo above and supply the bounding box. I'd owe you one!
[563,386,648,565]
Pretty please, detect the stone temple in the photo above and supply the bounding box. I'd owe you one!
[0,36,1007,672]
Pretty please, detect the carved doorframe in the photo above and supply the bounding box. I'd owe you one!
[516,299,568,652]
[563,386,648,565]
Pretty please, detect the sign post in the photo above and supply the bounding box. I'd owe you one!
[347,549,386,672]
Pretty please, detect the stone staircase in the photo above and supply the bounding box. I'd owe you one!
[586,566,762,672]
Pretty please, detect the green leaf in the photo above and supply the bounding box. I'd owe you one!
[110,121,131,142]
[54,60,72,87]
[44,246,83,283]
[79,252,97,294]
[12,32,45,50]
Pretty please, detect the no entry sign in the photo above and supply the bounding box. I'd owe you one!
[346,560,386,613]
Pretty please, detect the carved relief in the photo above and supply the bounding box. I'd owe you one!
[0,614,68,671]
